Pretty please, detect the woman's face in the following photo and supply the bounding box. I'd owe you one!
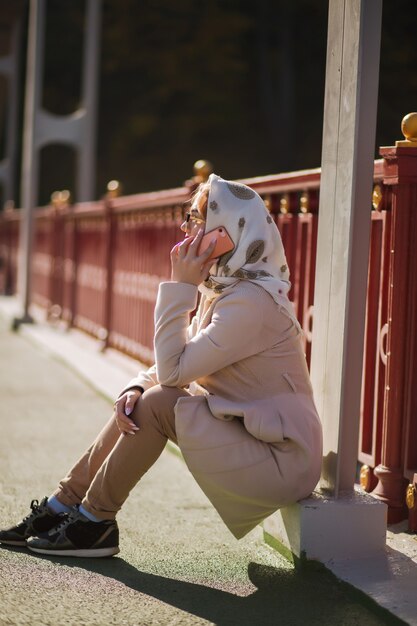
[180,191,208,237]
[180,212,205,237]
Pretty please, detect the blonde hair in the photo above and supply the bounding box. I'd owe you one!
[190,181,210,219]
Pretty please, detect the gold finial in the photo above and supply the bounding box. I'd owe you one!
[396,113,417,147]
[280,193,289,214]
[51,191,60,207]
[300,192,309,214]
[51,190,71,208]
[406,483,416,509]
[372,184,383,210]
[107,180,122,198]
[359,464,371,491]
[60,190,71,205]
[193,160,213,183]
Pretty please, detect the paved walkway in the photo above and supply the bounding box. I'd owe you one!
[0,305,405,626]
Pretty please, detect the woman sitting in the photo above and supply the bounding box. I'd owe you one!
[0,174,323,557]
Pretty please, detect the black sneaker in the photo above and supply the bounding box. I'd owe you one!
[0,497,65,546]
[26,507,119,557]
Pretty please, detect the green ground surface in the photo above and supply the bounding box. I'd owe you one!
[0,315,403,626]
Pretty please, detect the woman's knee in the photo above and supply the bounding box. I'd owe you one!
[127,385,183,444]
[130,384,186,424]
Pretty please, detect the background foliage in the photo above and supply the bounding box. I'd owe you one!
[3,0,417,204]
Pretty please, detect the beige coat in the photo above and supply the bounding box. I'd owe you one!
[125,280,323,539]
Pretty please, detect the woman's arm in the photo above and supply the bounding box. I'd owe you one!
[119,363,158,397]
[118,231,212,395]
[154,281,265,387]
[114,365,158,435]
[118,308,199,396]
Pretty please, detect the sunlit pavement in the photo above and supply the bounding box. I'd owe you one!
[0,302,402,626]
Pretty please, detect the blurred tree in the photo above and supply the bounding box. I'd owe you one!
[96,0,329,195]
[98,0,252,194]
[376,1,417,151]
[9,0,417,204]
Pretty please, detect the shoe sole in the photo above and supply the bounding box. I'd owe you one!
[27,545,120,557]
[0,539,27,546]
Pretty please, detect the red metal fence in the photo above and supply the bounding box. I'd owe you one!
[1,149,417,531]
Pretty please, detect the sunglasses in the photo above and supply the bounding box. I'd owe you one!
[185,211,206,225]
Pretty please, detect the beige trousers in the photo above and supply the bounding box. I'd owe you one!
[53,385,190,520]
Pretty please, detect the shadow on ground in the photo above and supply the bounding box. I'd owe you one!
[3,546,405,626]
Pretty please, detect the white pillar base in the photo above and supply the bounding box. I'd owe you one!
[263,485,387,565]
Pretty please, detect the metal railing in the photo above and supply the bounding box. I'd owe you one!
[1,149,416,532]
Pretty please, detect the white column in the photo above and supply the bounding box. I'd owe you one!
[264,0,388,567]
[310,0,382,496]
[77,0,102,202]
[15,0,102,325]
[17,0,45,322]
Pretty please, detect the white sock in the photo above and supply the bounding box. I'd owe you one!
[79,504,103,523]
[47,495,72,515]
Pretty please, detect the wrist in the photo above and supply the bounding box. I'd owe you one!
[118,385,144,400]
[170,276,200,286]
[130,386,144,394]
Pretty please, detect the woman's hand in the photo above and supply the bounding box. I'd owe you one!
[170,228,216,285]
[113,389,142,435]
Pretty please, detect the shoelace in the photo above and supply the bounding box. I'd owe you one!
[50,507,80,535]
[22,499,44,524]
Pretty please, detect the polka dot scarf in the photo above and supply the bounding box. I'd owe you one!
[198,174,301,332]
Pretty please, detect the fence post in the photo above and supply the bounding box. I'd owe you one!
[101,181,120,351]
[68,205,78,329]
[0,206,15,294]
[372,113,417,523]
[48,190,70,320]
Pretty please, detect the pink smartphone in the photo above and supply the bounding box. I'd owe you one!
[198,226,235,261]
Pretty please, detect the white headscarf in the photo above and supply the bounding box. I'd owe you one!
[198,173,301,332]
